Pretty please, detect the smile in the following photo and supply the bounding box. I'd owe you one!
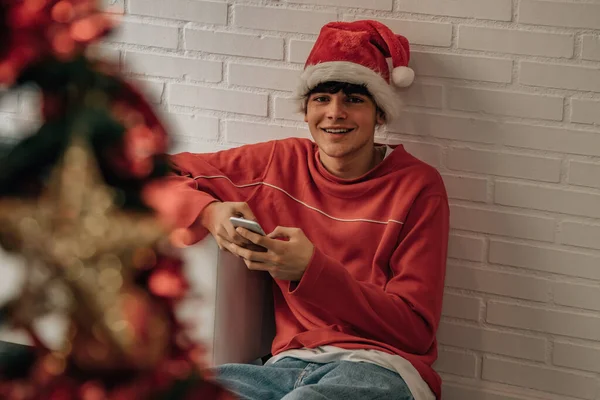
[321,128,354,134]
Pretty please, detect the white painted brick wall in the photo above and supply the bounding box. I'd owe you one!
[518,0,600,30]
[1,1,598,398]
[438,321,548,362]
[520,61,600,92]
[184,30,285,60]
[441,174,489,203]
[228,64,300,91]
[571,99,600,126]
[445,264,551,303]
[458,26,574,58]
[128,0,228,24]
[434,348,479,378]
[446,148,562,182]
[410,52,513,83]
[489,240,600,280]
[582,35,600,61]
[124,52,222,82]
[396,0,512,21]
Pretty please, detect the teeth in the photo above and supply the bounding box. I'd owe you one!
[324,129,351,133]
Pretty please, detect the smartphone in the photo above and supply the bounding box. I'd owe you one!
[229,217,266,236]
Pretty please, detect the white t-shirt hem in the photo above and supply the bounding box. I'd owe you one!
[265,346,435,400]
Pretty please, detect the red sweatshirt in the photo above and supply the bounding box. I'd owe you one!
[152,138,449,399]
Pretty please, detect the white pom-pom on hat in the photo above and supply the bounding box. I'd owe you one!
[392,66,415,88]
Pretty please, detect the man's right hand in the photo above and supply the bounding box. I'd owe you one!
[200,202,261,251]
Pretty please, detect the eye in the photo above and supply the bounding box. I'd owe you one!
[312,95,329,102]
[346,96,365,104]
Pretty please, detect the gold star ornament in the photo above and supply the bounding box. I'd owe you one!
[0,135,169,372]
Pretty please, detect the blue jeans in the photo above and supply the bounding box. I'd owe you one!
[214,357,415,400]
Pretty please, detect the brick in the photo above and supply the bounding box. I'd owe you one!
[168,85,268,116]
[495,180,600,219]
[445,264,551,302]
[101,0,123,13]
[447,87,563,121]
[571,99,600,125]
[234,6,336,34]
[560,220,600,250]
[289,40,315,64]
[226,121,309,144]
[129,78,163,104]
[450,205,555,242]
[442,384,528,400]
[129,0,227,24]
[434,348,478,377]
[489,239,600,280]
[169,139,220,155]
[229,64,300,92]
[519,0,600,29]
[441,293,481,321]
[124,52,221,82]
[274,96,303,121]
[520,62,600,92]
[185,30,284,60]
[165,114,219,140]
[447,235,486,262]
[447,148,562,182]
[581,35,600,62]
[390,112,600,157]
[347,16,452,47]
[458,26,573,58]
[289,0,392,11]
[108,21,178,49]
[554,282,600,312]
[554,341,600,374]
[396,0,512,21]
[411,52,512,83]
[401,142,442,167]
[569,160,600,189]
[401,83,443,109]
[438,321,547,361]
[482,356,596,399]
[488,301,600,342]
[441,174,488,203]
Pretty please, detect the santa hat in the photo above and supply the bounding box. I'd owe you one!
[295,20,414,122]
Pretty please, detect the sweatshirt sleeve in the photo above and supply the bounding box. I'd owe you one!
[289,192,449,355]
[142,141,277,244]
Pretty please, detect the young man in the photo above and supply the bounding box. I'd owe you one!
[145,20,449,400]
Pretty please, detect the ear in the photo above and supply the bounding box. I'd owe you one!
[376,110,386,126]
[304,113,308,123]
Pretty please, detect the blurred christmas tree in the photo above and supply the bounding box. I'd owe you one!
[0,1,234,398]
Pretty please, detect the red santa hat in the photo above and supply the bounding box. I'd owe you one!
[296,20,414,122]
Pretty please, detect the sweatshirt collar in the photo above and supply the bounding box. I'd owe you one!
[310,143,405,198]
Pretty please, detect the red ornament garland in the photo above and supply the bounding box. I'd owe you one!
[0,0,112,86]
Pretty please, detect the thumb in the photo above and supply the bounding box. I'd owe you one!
[231,202,257,221]
[267,226,293,240]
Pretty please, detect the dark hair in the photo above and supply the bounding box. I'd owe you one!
[306,81,374,99]
[304,81,385,120]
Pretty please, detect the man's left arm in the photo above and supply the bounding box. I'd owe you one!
[230,192,449,356]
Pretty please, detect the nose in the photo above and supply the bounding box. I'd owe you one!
[325,96,347,120]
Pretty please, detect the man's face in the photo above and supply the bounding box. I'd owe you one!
[304,89,384,162]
